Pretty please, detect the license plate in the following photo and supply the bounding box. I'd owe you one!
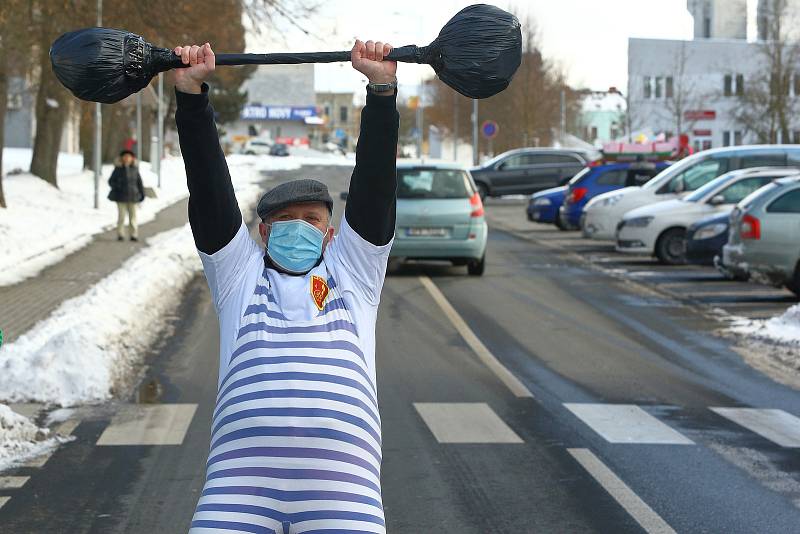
[406,227,449,237]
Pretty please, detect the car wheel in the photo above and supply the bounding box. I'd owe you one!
[786,262,800,297]
[555,217,568,231]
[476,183,489,201]
[655,228,687,265]
[467,254,485,276]
[245,150,255,155]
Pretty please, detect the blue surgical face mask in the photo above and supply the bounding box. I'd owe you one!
[266,219,326,275]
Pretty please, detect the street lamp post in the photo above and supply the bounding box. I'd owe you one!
[472,98,479,166]
[93,0,102,209]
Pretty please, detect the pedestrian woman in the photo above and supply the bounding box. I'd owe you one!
[108,149,145,241]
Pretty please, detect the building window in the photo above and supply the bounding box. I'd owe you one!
[591,126,598,139]
[324,105,331,117]
[703,16,711,38]
[735,131,743,145]
[793,131,800,144]
[655,77,663,98]
[339,106,348,123]
[665,77,674,98]
[723,130,743,146]
[643,76,652,99]
[724,74,744,97]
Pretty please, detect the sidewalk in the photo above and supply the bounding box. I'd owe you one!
[0,197,189,344]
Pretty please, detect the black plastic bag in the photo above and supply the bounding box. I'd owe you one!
[51,4,521,104]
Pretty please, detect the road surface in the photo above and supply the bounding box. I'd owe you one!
[2,165,800,534]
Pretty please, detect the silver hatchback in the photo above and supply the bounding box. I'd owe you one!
[720,175,800,296]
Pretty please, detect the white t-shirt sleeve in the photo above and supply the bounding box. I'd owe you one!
[327,216,393,306]
[198,220,263,311]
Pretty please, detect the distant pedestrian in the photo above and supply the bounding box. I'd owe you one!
[108,149,144,241]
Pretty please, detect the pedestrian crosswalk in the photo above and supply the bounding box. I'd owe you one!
[96,404,197,446]
[710,408,800,448]
[564,403,694,445]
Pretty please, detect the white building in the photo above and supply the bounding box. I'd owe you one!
[627,0,800,151]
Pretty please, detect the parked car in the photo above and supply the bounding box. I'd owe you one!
[527,186,567,226]
[720,175,800,296]
[471,148,601,199]
[685,212,732,267]
[582,145,800,240]
[242,138,272,155]
[558,161,669,230]
[390,163,488,275]
[617,167,796,264]
[269,143,290,157]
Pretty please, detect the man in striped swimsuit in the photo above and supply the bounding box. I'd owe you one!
[173,39,398,534]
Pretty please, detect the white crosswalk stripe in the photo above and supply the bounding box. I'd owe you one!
[414,402,524,443]
[565,403,694,445]
[97,404,197,446]
[0,476,29,489]
[0,497,9,510]
[710,408,800,447]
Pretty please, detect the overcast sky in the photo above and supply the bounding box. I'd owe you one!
[246,0,754,94]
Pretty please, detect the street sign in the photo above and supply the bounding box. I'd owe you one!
[481,120,499,139]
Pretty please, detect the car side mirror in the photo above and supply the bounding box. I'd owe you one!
[709,195,726,206]
[340,191,349,201]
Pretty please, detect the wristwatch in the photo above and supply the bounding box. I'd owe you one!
[368,79,398,93]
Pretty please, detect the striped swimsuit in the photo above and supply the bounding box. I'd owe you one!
[190,264,385,534]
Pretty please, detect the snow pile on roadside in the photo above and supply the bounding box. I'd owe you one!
[0,403,60,471]
[0,166,265,407]
[0,225,202,406]
[729,304,800,345]
[0,148,191,286]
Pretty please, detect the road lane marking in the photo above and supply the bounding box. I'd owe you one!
[54,419,80,436]
[418,276,534,398]
[710,408,800,447]
[0,476,29,489]
[23,453,53,468]
[568,448,676,534]
[97,404,197,446]
[413,403,523,443]
[564,404,694,445]
[0,497,9,510]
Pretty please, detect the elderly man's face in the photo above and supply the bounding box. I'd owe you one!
[258,201,333,247]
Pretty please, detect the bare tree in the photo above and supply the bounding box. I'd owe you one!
[733,0,800,143]
[661,41,706,137]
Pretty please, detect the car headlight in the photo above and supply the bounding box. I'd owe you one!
[623,216,654,228]
[532,198,552,206]
[601,194,624,207]
[693,223,728,240]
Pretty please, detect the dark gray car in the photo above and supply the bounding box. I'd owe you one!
[470,148,600,199]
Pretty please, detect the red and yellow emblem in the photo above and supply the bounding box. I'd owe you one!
[311,275,329,311]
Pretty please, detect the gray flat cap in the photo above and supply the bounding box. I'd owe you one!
[257,179,334,220]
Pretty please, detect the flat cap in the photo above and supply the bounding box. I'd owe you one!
[257,179,334,220]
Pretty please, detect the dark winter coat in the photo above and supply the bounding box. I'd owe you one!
[107,162,144,203]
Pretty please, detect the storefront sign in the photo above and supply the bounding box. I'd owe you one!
[684,110,716,121]
[241,105,319,121]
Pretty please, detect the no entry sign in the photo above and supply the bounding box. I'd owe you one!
[481,120,499,139]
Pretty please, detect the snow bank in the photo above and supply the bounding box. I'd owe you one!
[0,148,191,286]
[0,403,61,471]
[729,304,800,345]
[0,162,265,407]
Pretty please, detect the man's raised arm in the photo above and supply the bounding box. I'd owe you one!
[344,40,400,247]
[173,43,241,255]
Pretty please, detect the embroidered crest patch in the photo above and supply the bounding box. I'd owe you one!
[311,275,329,311]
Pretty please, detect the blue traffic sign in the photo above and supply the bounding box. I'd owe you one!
[481,120,499,139]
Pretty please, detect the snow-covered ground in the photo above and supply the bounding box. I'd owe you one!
[729,304,800,346]
[0,147,350,287]
[0,404,63,472]
[0,148,190,286]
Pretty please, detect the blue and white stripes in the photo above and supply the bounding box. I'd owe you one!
[191,269,384,534]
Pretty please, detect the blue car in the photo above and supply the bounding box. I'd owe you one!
[557,161,670,230]
[527,186,567,226]
[685,212,729,266]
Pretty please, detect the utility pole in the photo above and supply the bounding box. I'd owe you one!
[157,73,164,187]
[560,89,566,142]
[93,0,102,209]
[453,91,458,162]
[472,99,479,166]
[135,93,142,162]
[416,79,424,160]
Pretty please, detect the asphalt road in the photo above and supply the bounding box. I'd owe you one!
[3,164,800,533]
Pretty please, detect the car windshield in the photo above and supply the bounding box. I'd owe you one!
[397,169,473,199]
[567,167,592,185]
[684,174,733,202]
[642,151,707,190]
